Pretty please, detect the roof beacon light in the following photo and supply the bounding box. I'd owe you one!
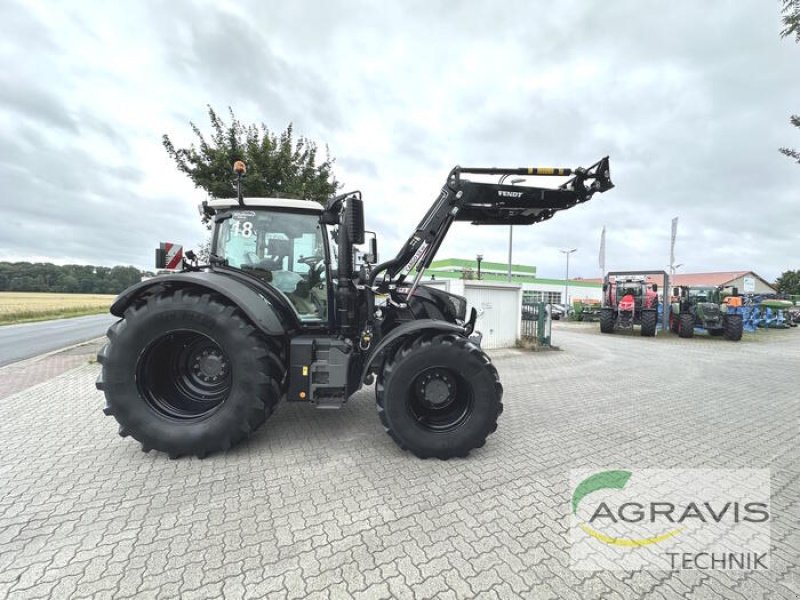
[233,161,246,206]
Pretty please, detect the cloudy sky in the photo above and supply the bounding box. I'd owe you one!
[1,1,797,281]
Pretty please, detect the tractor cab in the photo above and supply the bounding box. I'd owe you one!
[686,286,718,305]
[206,198,331,323]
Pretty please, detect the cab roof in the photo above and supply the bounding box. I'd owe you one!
[207,197,323,212]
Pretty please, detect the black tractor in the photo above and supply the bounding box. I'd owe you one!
[97,158,613,459]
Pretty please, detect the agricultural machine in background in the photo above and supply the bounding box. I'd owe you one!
[669,285,744,341]
[97,157,613,459]
[599,276,659,336]
[743,296,798,330]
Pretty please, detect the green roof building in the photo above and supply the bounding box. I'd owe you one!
[425,258,602,305]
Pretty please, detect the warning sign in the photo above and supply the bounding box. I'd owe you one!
[160,242,183,270]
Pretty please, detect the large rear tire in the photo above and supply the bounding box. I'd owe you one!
[376,333,503,459]
[599,308,615,334]
[678,313,695,338]
[724,314,743,341]
[96,289,284,458]
[640,310,657,337]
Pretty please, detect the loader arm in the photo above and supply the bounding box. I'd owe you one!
[369,156,613,292]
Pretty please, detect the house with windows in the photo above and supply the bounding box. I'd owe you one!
[666,271,776,294]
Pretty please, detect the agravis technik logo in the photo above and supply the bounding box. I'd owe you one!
[572,470,684,547]
[570,469,771,571]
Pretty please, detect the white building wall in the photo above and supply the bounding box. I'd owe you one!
[464,281,522,349]
[423,280,522,349]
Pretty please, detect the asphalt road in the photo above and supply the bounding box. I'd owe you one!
[0,313,116,367]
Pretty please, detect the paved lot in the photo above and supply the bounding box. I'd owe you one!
[0,324,797,599]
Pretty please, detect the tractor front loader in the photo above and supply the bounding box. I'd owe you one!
[97,158,613,459]
[670,285,744,341]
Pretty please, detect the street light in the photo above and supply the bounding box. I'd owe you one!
[560,248,577,314]
[669,263,684,278]
[476,253,483,280]
[499,175,525,282]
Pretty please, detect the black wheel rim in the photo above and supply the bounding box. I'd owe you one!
[137,330,231,420]
[408,367,473,433]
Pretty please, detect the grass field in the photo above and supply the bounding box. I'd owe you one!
[0,292,116,325]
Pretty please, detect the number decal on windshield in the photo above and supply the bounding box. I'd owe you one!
[230,221,254,238]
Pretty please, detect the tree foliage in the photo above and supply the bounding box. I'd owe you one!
[781,0,800,41]
[780,1,800,163]
[162,106,339,204]
[775,269,800,295]
[0,262,148,294]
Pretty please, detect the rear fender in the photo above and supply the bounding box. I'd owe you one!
[110,271,296,336]
[360,319,466,384]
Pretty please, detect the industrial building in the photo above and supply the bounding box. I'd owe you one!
[425,258,602,306]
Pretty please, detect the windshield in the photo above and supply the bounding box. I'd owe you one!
[214,209,328,321]
[689,288,715,302]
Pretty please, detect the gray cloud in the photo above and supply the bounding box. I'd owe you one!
[0,0,797,284]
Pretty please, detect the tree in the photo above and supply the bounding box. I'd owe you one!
[780,1,800,163]
[196,237,211,262]
[775,269,800,295]
[781,0,800,40]
[162,106,339,204]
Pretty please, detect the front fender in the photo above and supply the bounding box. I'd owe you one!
[111,271,297,336]
[360,319,467,384]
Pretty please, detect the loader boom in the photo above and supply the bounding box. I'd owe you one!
[369,156,613,290]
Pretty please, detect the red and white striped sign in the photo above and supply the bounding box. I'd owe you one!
[160,242,183,269]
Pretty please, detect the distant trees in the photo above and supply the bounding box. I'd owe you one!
[775,269,800,295]
[780,1,800,163]
[162,106,339,204]
[0,263,149,294]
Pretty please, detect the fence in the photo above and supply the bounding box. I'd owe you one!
[521,301,551,346]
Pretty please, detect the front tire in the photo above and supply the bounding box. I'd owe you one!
[599,308,615,334]
[376,333,503,459]
[678,313,695,338]
[96,289,284,458]
[640,310,657,337]
[724,314,743,341]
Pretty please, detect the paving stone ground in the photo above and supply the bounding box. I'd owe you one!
[0,323,797,599]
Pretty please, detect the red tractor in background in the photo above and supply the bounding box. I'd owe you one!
[599,276,659,336]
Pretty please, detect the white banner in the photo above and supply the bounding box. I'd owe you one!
[670,217,679,267]
[598,226,606,273]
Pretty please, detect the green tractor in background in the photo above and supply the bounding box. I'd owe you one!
[670,285,744,341]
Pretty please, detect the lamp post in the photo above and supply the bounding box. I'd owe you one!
[560,248,577,314]
[476,253,483,280]
[669,263,683,278]
[499,175,525,282]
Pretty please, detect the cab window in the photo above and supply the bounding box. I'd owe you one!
[215,209,328,321]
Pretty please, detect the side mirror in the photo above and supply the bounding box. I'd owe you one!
[672,287,680,297]
[345,198,365,245]
[652,283,658,292]
[602,283,608,292]
[155,248,166,269]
